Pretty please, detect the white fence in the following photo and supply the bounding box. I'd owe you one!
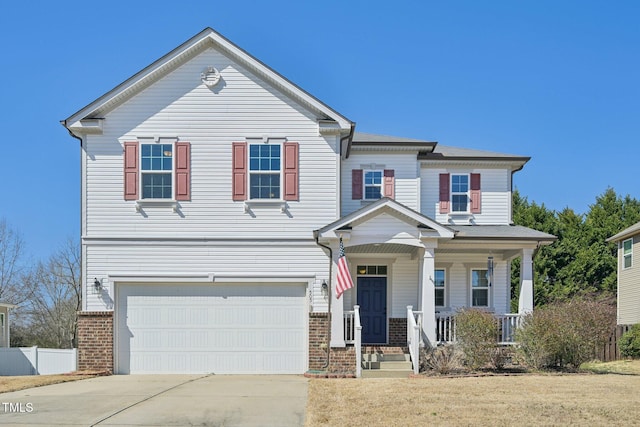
[0,347,77,376]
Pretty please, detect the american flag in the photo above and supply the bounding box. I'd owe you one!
[336,237,354,299]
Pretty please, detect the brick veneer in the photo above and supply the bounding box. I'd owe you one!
[308,312,356,375]
[388,317,407,346]
[77,311,113,373]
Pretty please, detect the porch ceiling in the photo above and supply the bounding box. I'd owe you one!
[345,243,418,255]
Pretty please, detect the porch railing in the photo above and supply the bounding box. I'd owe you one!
[343,307,362,378]
[407,306,422,374]
[436,313,522,345]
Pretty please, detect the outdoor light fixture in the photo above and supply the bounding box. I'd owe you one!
[93,278,102,290]
[487,256,494,287]
[321,280,328,297]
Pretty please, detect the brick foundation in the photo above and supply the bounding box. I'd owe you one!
[389,317,407,346]
[77,311,113,374]
[308,312,356,375]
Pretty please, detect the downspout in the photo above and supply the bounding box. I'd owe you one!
[314,233,333,370]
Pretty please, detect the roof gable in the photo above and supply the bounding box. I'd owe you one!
[316,198,455,242]
[607,220,640,242]
[62,28,353,134]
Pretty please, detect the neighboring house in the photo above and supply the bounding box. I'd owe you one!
[608,221,640,325]
[62,27,555,375]
[0,302,16,347]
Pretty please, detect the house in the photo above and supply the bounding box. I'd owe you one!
[62,27,555,376]
[0,302,16,347]
[608,221,640,325]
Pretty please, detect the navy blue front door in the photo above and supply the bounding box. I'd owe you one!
[357,277,387,344]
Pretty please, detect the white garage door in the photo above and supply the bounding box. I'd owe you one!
[115,283,307,374]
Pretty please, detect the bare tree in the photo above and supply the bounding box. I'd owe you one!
[24,239,81,348]
[0,218,33,305]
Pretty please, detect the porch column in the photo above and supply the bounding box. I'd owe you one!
[330,243,345,347]
[518,248,534,314]
[419,247,437,347]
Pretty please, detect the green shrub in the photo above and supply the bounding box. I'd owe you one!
[516,298,615,370]
[455,309,500,370]
[619,324,640,359]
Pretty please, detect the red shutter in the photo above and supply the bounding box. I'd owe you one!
[124,142,139,200]
[175,142,191,201]
[232,142,247,201]
[439,173,450,213]
[383,169,395,199]
[352,169,363,200]
[283,142,299,201]
[470,173,481,214]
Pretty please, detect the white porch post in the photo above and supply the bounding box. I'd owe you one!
[419,247,436,347]
[518,248,534,314]
[330,242,345,347]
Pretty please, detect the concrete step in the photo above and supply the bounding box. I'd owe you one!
[363,360,413,370]
[362,353,410,363]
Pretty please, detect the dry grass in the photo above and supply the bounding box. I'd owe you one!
[581,359,640,375]
[306,371,640,426]
[0,374,97,394]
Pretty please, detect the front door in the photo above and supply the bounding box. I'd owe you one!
[357,277,387,344]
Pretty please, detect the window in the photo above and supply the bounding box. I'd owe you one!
[434,269,446,307]
[249,144,281,199]
[623,238,633,269]
[451,174,469,212]
[356,265,387,276]
[141,144,173,199]
[364,170,383,200]
[471,269,489,307]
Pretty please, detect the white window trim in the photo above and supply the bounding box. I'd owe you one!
[623,238,633,269]
[434,268,447,309]
[248,142,283,201]
[469,268,491,308]
[139,141,175,201]
[363,169,384,201]
[451,173,470,213]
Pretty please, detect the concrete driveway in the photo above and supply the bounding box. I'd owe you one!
[0,375,308,426]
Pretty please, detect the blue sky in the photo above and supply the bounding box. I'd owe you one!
[1,1,639,260]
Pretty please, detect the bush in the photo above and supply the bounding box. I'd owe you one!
[620,324,640,359]
[420,345,461,374]
[516,298,615,370]
[455,309,500,370]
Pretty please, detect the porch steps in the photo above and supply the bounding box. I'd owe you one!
[361,346,414,379]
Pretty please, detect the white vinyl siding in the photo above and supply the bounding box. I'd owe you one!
[390,259,418,318]
[85,243,328,312]
[421,167,511,225]
[116,283,307,374]
[342,153,419,216]
[84,47,339,241]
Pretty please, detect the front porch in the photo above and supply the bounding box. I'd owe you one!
[344,306,523,376]
[313,198,555,377]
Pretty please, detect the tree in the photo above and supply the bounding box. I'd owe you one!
[0,219,32,305]
[511,188,640,306]
[20,239,81,348]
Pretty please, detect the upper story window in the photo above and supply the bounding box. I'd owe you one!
[434,269,446,307]
[623,238,633,269]
[232,141,298,202]
[351,169,395,201]
[141,144,173,199]
[439,173,481,215]
[249,144,281,199]
[124,141,191,203]
[451,174,469,212]
[364,170,383,200]
[471,269,489,307]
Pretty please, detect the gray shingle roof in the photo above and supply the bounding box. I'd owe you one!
[607,220,640,242]
[450,225,556,241]
[352,132,436,145]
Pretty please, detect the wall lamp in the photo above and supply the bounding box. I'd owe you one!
[93,278,102,290]
[321,280,328,297]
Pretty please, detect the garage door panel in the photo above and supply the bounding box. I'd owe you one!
[117,283,307,374]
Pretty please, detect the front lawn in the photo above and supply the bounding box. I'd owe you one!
[306,368,640,426]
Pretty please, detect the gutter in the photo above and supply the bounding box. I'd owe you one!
[313,232,333,370]
[342,122,356,159]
